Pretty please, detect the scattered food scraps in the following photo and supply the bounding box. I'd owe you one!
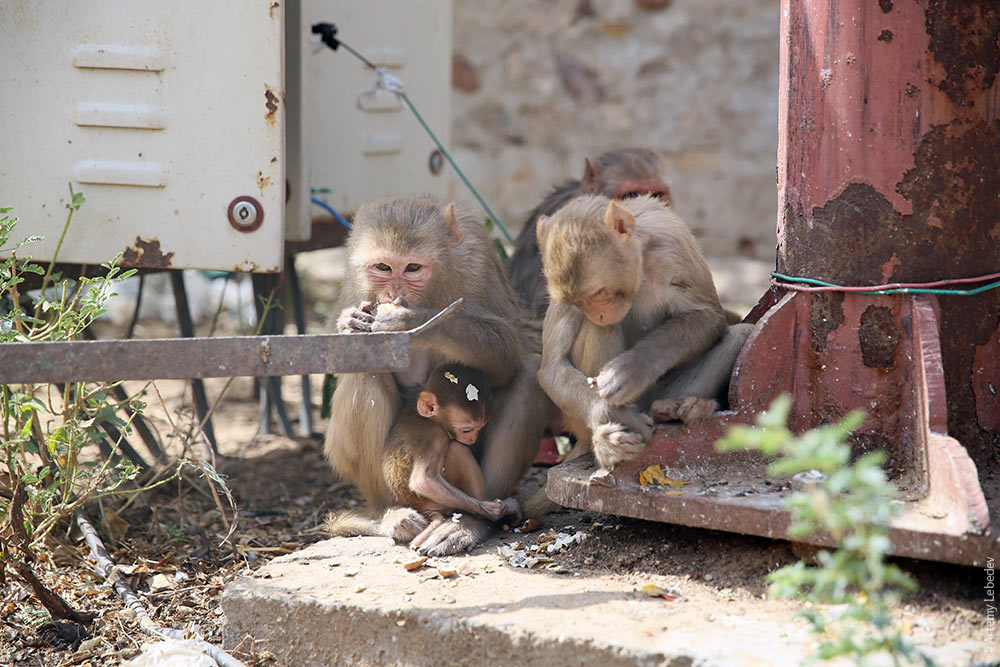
[403,557,427,571]
[343,567,360,577]
[639,581,678,601]
[638,464,690,489]
[514,518,542,533]
[437,567,458,579]
[499,530,588,568]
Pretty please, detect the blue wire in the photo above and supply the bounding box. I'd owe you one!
[311,197,352,231]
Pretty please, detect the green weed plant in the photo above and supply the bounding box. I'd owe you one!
[717,395,932,666]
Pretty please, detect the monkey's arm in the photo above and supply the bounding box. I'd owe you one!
[537,302,597,425]
[409,456,503,519]
[596,302,727,406]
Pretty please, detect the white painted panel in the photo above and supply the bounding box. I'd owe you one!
[283,0,312,242]
[306,0,453,218]
[0,2,285,272]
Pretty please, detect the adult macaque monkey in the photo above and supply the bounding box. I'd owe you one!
[324,196,546,555]
[383,364,521,549]
[530,194,752,513]
[507,148,673,318]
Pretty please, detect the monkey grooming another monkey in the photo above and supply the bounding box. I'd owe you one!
[383,364,521,548]
[324,196,547,555]
[529,194,752,514]
[507,148,673,319]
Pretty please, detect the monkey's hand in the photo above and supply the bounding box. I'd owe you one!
[594,349,657,406]
[592,421,647,469]
[370,300,424,333]
[414,514,490,557]
[479,499,508,521]
[335,301,376,333]
[479,497,521,523]
[500,497,522,525]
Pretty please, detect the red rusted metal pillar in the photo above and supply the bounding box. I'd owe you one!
[548,0,999,566]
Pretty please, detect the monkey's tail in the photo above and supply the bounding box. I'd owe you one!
[323,510,384,537]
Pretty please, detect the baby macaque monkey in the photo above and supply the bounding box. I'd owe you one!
[384,364,521,547]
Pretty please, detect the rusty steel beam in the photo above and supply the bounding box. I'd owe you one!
[0,300,464,384]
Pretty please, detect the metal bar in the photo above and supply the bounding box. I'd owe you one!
[82,328,165,462]
[0,300,464,385]
[286,254,314,436]
[171,271,217,457]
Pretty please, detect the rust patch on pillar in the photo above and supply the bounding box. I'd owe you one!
[809,292,844,353]
[925,2,1000,106]
[122,237,174,268]
[783,120,1000,284]
[897,120,1000,277]
[858,305,901,369]
[783,183,907,284]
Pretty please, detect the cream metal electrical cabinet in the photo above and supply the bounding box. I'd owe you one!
[0,2,286,272]
[304,0,454,219]
[0,2,454,269]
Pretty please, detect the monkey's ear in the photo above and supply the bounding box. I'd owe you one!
[536,214,550,244]
[581,157,600,192]
[604,201,635,242]
[416,391,438,418]
[443,204,465,247]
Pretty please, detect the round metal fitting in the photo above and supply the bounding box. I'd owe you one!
[227,196,264,233]
[428,149,445,175]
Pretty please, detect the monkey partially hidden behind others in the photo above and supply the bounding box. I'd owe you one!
[528,193,753,515]
[382,364,521,549]
[324,196,547,555]
[507,148,673,319]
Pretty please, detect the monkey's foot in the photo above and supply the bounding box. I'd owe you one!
[650,396,719,424]
[381,507,430,543]
[415,516,489,556]
[592,422,646,469]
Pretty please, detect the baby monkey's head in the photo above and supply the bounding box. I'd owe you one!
[417,364,493,445]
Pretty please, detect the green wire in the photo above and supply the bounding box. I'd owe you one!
[400,93,514,245]
[771,272,1000,296]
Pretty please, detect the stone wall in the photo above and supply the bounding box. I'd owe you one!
[450,0,779,260]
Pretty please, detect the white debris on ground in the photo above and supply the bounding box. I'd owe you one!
[124,639,215,667]
[498,528,588,569]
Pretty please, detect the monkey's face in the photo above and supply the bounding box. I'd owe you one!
[441,404,489,445]
[579,285,633,327]
[365,255,433,305]
[615,181,672,205]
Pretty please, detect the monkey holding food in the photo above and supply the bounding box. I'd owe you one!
[382,363,521,548]
[529,194,752,513]
[507,148,673,319]
[324,196,547,555]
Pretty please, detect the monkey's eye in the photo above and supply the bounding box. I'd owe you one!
[373,263,391,272]
[460,428,474,434]
[404,263,423,273]
[621,191,643,199]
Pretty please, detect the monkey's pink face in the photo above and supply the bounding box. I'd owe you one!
[615,180,672,205]
[443,405,489,445]
[579,287,632,327]
[366,256,433,305]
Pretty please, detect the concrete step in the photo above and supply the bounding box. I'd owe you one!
[221,531,824,666]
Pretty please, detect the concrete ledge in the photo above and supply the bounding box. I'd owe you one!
[221,535,821,666]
